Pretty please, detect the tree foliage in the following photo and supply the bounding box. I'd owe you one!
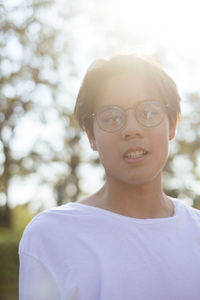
[164,93,200,207]
[0,0,82,226]
[1,0,199,230]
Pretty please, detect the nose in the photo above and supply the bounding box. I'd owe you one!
[121,109,144,140]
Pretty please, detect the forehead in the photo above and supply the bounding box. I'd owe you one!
[95,73,163,110]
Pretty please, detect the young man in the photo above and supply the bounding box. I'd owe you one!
[19,54,200,300]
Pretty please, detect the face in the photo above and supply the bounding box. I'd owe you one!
[86,73,177,186]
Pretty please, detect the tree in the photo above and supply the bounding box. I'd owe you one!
[0,0,82,226]
[163,93,200,207]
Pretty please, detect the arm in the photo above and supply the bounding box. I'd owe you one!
[19,252,60,300]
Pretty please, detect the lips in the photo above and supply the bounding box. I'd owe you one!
[123,148,148,159]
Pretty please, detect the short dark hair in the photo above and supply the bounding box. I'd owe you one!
[74,54,181,134]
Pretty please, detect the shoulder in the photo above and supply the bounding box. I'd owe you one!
[19,203,88,256]
[184,202,200,220]
[173,197,200,223]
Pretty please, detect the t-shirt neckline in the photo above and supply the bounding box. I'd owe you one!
[67,198,181,224]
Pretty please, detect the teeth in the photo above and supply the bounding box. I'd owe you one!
[124,150,146,159]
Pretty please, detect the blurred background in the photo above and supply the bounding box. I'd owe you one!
[0,0,200,298]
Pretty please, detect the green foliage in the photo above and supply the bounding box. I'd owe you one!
[0,241,19,300]
[0,0,83,225]
[163,92,200,205]
[0,0,60,225]
[0,205,34,242]
[0,205,34,300]
[1,0,199,220]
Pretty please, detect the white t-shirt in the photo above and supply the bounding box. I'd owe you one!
[19,198,200,300]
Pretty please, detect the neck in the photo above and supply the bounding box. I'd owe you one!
[95,175,174,219]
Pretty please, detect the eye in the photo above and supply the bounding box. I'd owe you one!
[98,107,124,129]
[141,110,159,120]
[135,101,164,127]
[103,114,122,124]
[138,102,162,119]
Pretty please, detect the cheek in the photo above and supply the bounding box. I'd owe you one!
[151,125,169,159]
[93,122,115,150]
[94,133,119,163]
[96,136,116,154]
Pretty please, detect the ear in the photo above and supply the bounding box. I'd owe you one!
[169,117,178,141]
[85,128,97,151]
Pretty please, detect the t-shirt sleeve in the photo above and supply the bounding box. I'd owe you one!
[19,252,60,300]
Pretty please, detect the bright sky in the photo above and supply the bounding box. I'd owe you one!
[6,0,200,209]
[107,0,200,48]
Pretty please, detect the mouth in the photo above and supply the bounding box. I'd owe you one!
[123,148,148,160]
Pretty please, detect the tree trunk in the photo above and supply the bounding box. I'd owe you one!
[0,202,12,228]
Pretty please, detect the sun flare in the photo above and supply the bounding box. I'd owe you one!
[97,0,200,55]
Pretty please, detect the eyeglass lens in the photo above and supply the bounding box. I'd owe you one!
[97,101,165,132]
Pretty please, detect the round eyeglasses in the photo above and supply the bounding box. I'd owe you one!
[91,100,168,133]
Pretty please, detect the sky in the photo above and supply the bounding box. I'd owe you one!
[93,0,200,92]
[4,0,200,210]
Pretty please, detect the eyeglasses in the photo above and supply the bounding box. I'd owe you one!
[91,100,168,133]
